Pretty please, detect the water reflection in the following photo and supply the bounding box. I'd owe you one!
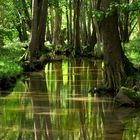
[0,59,140,140]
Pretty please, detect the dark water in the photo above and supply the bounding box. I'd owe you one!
[0,59,140,140]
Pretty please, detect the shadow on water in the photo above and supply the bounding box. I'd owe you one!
[0,59,140,140]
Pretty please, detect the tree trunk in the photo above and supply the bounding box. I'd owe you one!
[74,0,82,56]
[87,0,92,42]
[49,5,54,44]
[123,11,129,43]
[89,0,101,52]
[22,0,31,30]
[137,12,140,36]
[69,0,73,46]
[46,10,52,43]
[29,0,48,63]
[100,0,135,90]
[29,0,38,61]
[66,0,70,45]
[53,1,62,45]
[89,24,97,51]
[119,11,129,43]
[38,0,48,51]
[81,0,88,45]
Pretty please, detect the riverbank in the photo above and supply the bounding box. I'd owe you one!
[0,42,25,90]
[0,39,140,97]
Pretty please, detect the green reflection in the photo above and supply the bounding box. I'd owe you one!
[0,59,140,140]
[0,80,33,139]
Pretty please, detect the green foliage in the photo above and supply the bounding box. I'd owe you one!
[93,1,140,21]
[0,42,26,78]
[0,1,18,42]
[124,37,140,65]
[0,0,31,43]
[0,27,17,44]
[0,59,22,78]
[1,42,26,61]
[92,10,104,21]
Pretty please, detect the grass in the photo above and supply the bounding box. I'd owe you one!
[0,42,26,78]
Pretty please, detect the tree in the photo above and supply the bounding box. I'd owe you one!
[13,0,27,42]
[53,0,62,45]
[0,1,19,42]
[29,0,48,64]
[100,0,136,90]
[74,0,82,55]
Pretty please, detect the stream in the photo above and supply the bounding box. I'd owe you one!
[0,59,140,140]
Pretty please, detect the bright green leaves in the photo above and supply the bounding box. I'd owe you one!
[0,58,22,78]
[92,10,104,21]
[92,2,118,21]
[119,1,140,13]
[0,42,26,78]
[92,0,140,21]
[124,38,140,65]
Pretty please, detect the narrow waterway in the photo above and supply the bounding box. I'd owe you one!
[0,59,140,140]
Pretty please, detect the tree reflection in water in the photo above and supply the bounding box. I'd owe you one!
[0,59,140,140]
[29,70,53,140]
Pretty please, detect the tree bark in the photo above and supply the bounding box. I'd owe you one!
[53,1,62,45]
[49,5,54,43]
[29,0,48,63]
[29,0,38,61]
[38,0,48,51]
[74,0,82,56]
[100,0,135,90]
[66,0,70,45]
[81,0,88,45]
[69,0,73,46]
[89,0,101,52]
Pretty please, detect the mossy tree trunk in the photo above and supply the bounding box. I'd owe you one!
[100,0,135,90]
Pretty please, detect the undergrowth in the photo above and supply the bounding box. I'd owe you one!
[124,37,140,66]
[0,42,26,78]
